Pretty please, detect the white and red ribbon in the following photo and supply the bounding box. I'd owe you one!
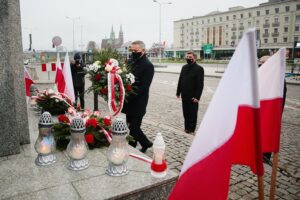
[107,66,125,116]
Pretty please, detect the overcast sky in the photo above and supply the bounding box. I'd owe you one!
[20,0,267,51]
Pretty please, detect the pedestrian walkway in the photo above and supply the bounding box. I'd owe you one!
[154,62,300,85]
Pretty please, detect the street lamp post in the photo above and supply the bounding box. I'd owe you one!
[66,16,80,52]
[153,0,172,63]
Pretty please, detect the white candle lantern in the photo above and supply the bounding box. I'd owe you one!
[151,133,167,178]
[106,118,129,176]
[66,117,89,170]
[34,112,56,166]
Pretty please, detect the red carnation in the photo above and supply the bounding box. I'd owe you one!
[95,74,101,81]
[58,115,70,123]
[100,87,108,95]
[126,84,132,91]
[104,115,111,126]
[86,118,98,128]
[85,133,94,144]
[77,104,81,110]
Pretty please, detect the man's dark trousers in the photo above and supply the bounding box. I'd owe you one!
[182,99,198,132]
[126,114,152,148]
[74,85,85,109]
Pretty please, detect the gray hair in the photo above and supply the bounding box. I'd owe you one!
[186,51,197,59]
[131,40,146,50]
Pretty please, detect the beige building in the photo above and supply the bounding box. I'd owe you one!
[171,0,300,59]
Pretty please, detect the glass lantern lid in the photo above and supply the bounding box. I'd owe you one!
[70,117,86,133]
[39,112,53,127]
[112,118,128,135]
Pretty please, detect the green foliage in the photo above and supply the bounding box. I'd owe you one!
[93,48,125,65]
[36,95,69,115]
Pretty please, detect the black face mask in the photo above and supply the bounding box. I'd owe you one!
[131,52,142,60]
[186,59,194,65]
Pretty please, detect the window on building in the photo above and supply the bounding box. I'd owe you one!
[186,22,189,26]
[226,32,228,36]
[295,37,299,41]
[296,26,300,32]
[220,17,222,21]
[283,37,287,42]
[274,18,279,23]
[264,38,268,43]
[233,23,236,27]
[233,15,236,20]
[248,21,251,26]
[296,15,300,21]
[240,14,243,18]
[297,4,300,10]
[264,29,268,34]
[240,22,243,27]
[249,12,252,17]
[239,31,243,36]
[226,24,229,28]
[202,20,204,24]
[208,19,210,23]
[257,11,260,16]
[284,27,288,32]
[191,22,194,25]
[265,19,269,24]
[233,32,236,36]
[226,16,229,20]
[274,38,277,43]
[266,10,269,15]
[275,8,279,13]
[226,41,228,45]
[274,28,278,33]
[285,16,289,23]
[256,20,260,25]
[285,6,289,12]
[214,18,216,22]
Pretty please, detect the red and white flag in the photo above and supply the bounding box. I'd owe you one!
[55,53,66,93]
[169,29,264,200]
[24,66,34,97]
[258,48,286,153]
[61,52,75,103]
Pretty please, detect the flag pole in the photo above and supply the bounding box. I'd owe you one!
[257,175,265,200]
[269,152,279,200]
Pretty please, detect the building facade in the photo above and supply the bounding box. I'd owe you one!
[171,0,300,59]
[101,26,124,49]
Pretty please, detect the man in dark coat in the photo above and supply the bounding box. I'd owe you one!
[176,51,204,134]
[71,52,85,110]
[122,40,154,153]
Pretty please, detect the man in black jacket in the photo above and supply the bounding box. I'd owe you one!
[71,52,85,110]
[176,51,204,134]
[122,40,154,153]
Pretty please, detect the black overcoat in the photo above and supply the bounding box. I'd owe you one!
[122,54,154,116]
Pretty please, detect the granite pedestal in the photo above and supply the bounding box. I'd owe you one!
[0,109,178,200]
[0,0,30,157]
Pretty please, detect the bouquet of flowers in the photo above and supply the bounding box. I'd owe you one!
[86,49,135,116]
[52,109,112,150]
[34,89,72,115]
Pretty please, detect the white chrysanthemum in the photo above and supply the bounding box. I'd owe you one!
[116,69,122,74]
[47,88,55,94]
[126,73,135,84]
[94,61,101,65]
[105,65,113,72]
[110,58,119,67]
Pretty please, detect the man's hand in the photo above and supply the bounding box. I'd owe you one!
[176,95,180,99]
[192,97,199,103]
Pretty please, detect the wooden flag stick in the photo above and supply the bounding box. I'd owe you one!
[258,175,265,200]
[269,152,279,200]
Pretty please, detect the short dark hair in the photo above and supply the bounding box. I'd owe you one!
[187,51,197,59]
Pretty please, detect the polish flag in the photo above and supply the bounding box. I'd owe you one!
[258,48,286,153]
[62,52,75,103]
[24,66,34,97]
[169,29,264,200]
[55,52,66,93]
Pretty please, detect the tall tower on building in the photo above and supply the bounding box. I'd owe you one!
[119,25,124,45]
[110,26,115,40]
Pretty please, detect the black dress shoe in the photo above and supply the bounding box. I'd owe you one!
[129,140,137,148]
[140,142,153,153]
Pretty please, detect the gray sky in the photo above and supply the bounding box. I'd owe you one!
[20,0,267,51]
